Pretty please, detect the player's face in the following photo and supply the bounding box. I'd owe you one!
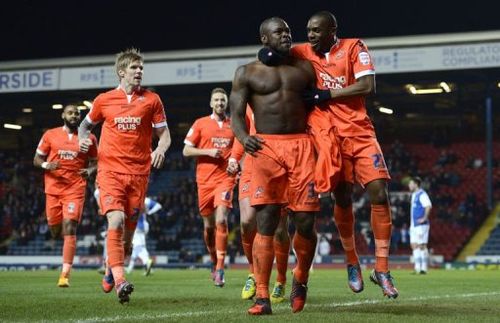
[408,180,417,192]
[210,92,228,117]
[307,17,336,53]
[62,105,81,129]
[121,60,144,88]
[264,20,292,55]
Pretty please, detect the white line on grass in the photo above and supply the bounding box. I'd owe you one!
[42,291,500,323]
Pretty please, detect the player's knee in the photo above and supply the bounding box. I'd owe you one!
[107,211,125,229]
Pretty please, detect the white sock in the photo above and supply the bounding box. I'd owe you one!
[421,248,429,272]
[413,249,421,272]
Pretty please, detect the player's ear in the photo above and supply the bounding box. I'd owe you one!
[118,69,125,78]
[260,34,268,45]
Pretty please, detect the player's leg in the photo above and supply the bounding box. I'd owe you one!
[366,179,398,298]
[214,204,229,287]
[58,194,84,286]
[139,244,153,276]
[333,180,364,293]
[271,209,289,303]
[248,204,281,315]
[290,211,317,313]
[240,196,257,299]
[213,179,235,287]
[202,214,217,279]
[126,245,140,274]
[46,194,65,287]
[419,224,430,273]
[410,236,421,273]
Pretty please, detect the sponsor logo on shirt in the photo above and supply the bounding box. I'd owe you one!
[319,72,346,89]
[114,116,142,131]
[211,137,232,148]
[58,149,78,160]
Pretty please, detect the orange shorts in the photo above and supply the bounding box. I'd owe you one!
[307,108,342,193]
[197,176,236,217]
[45,193,85,226]
[250,134,319,212]
[96,170,149,218]
[238,155,253,201]
[338,135,391,186]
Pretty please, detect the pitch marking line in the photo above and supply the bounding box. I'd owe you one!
[39,291,500,322]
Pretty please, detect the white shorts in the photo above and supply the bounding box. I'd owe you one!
[410,224,430,245]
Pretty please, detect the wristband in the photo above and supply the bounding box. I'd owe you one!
[41,162,49,169]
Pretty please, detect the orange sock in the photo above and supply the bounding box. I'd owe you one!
[204,227,217,268]
[273,237,289,284]
[371,204,392,272]
[253,233,274,299]
[62,235,76,276]
[334,205,359,265]
[107,229,125,285]
[241,228,256,274]
[215,223,228,270]
[292,232,317,284]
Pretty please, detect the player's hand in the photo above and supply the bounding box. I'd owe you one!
[243,135,264,155]
[207,149,222,158]
[79,138,92,153]
[417,218,427,224]
[151,148,166,169]
[45,161,60,171]
[78,168,93,179]
[303,88,332,106]
[226,158,240,175]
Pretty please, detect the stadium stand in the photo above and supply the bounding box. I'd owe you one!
[1,135,498,265]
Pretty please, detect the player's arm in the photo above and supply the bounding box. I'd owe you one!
[182,144,222,158]
[33,153,59,171]
[151,125,171,169]
[303,75,375,106]
[147,201,162,215]
[33,135,59,171]
[79,157,97,180]
[329,74,375,99]
[418,194,432,224]
[229,65,263,154]
[227,139,244,175]
[78,118,96,153]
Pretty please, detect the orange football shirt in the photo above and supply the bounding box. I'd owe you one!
[230,105,255,162]
[37,126,98,195]
[291,39,376,137]
[86,87,167,175]
[184,114,235,184]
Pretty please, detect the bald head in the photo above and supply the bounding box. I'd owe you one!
[259,17,287,37]
[310,11,337,29]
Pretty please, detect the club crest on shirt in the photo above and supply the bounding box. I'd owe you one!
[221,191,231,201]
[359,52,371,65]
[254,186,264,199]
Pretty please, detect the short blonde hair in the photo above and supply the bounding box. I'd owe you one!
[115,48,143,79]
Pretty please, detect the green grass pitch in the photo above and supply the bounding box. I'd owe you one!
[1,268,499,322]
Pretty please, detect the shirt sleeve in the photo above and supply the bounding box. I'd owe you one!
[351,39,376,79]
[419,192,432,208]
[86,95,104,124]
[152,95,167,128]
[36,131,51,156]
[184,119,201,147]
[230,138,245,162]
[88,134,99,158]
